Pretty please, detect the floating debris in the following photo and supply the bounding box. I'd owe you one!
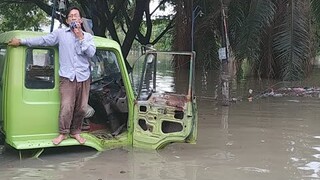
[257,87,320,98]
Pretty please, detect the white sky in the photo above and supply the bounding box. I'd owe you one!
[150,0,174,16]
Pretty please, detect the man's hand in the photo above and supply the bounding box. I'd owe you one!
[72,23,84,41]
[8,38,21,46]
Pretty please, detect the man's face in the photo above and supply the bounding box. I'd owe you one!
[66,9,82,25]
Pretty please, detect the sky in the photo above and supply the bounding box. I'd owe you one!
[150,0,174,16]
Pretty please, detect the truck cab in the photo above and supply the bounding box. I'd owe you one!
[0,30,197,151]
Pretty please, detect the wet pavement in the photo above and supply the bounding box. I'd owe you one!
[1,70,320,180]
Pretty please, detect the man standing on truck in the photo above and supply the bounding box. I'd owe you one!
[8,6,96,145]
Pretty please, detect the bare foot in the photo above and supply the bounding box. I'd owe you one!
[70,134,86,144]
[52,134,67,145]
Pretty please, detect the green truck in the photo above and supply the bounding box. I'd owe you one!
[0,30,197,153]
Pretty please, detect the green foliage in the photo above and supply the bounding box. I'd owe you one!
[2,0,318,81]
[233,0,276,63]
[193,0,319,80]
[153,29,173,51]
[192,0,221,70]
[0,3,49,32]
[311,0,320,55]
[273,1,310,80]
[311,0,320,25]
[148,18,173,50]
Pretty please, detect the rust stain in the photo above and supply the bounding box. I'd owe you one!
[150,94,187,109]
[165,95,186,108]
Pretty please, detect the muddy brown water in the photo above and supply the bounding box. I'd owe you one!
[1,69,320,180]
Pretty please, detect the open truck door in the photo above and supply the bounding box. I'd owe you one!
[131,51,198,149]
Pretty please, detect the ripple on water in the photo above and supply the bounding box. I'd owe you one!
[298,161,320,178]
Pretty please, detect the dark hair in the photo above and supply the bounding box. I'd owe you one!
[66,6,83,18]
[65,6,86,30]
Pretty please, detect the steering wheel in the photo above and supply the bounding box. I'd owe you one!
[90,72,122,91]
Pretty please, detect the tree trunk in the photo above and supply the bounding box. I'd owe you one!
[220,0,231,106]
[173,0,192,52]
[173,0,192,69]
[121,0,148,58]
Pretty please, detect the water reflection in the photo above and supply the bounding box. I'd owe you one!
[298,161,320,178]
[296,141,320,178]
[0,148,101,179]
[129,150,198,180]
[155,72,175,94]
[236,167,270,173]
[198,68,320,179]
[221,106,229,129]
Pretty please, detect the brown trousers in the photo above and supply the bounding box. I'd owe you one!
[58,77,90,135]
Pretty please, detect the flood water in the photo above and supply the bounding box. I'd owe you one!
[1,68,320,180]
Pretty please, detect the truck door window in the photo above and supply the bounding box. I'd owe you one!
[25,49,55,89]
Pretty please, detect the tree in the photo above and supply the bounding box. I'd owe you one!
[194,0,320,81]
[52,0,174,60]
[0,2,49,32]
[78,0,175,59]
[0,0,175,64]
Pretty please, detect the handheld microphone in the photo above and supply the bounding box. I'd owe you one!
[70,21,77,29]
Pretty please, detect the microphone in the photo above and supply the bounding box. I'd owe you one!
[70,21,77,29]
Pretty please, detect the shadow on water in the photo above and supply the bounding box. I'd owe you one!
[2,67,320,179]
